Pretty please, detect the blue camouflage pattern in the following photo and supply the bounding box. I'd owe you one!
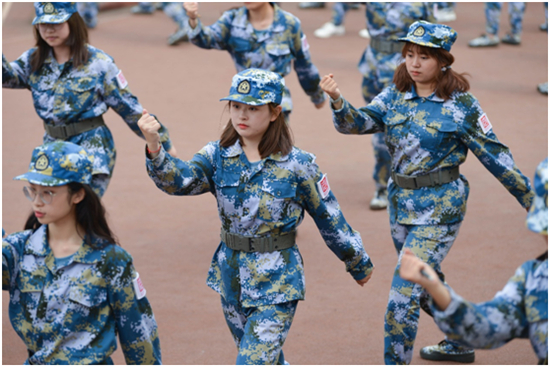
[145,140,374,307]
[398,20,457,52]
[2,225,161,364]
[137,2,190,31]
[77,2,98,29]
[332,86,533,225]
[3,45,172,196]
[14,141,93,187]
[386,222,462,364]
[485,2,526,36]
[527,158,548,235]
[432,258,548,364]
[221,297,297,364]
[33,2,77,25]
[220,68,284,106]
[359,2,434,190]
[331,2,354,26]
[187,4,326,114]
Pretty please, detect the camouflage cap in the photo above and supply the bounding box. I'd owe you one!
[14,141,93,187]
[32,2,77,25]
[526,158,548,235]
[220,68,284,106]
[398,21,457,52]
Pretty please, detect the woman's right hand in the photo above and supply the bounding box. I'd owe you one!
[183,2,199,19]
[319,74,341,101]
[138,109,162,154]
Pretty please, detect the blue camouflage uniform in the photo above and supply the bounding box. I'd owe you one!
[145,69,373,364]
[331,21,533,364]
[2,227,162,365]
[77,2,98,29]
[2,2,173,197]
[359,2,434,192]
[3,140,161,364]
[431,158,548,365]
[331,2,353,26]
[134,2,190,34]
[2,45,172,197]
[187,4,326,118]
[485,2,526,36]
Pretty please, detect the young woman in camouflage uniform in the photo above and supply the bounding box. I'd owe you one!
[2,141,161,364]
[321,21,534,364]
[183,2,326,121]
[138,68,374,364]
[2,2,176,197]
[400,158,548,365]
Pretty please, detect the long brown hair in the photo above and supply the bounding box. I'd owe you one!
[393,42,470,100]
[220,102,294,158]
[24,183,118,248]
[30,12,89,73]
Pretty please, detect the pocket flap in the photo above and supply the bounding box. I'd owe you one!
[69,285,107,308]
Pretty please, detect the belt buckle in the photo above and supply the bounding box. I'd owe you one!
[248,237,256,252]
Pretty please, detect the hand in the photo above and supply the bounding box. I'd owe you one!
[314,98,326,109]
[319,74,341,101]
[138,109,162,153]
[356,267,374,287]
[399,249,439,286]
[183,2,199,19]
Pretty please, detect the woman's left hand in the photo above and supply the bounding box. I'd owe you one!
[356,267,374,287]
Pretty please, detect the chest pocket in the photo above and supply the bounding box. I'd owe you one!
[213,171,242,198]
[17,272,46,321]
[265,42,291,57]
[63,76,98,111]
[383,112,409,149]
[423,120,457,152]
[68,284,108,308]
[259,180,297,222]
[229,36,252,53]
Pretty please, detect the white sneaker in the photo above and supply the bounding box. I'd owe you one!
[369,189,388,210]
[359,28,370,39]
[314,22,345,38]
[435,8,457,22]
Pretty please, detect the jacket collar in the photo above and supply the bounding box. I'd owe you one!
[231,3,286,36]
[404,85,445,103]
[26,225,104,266]
[220,140,290,162]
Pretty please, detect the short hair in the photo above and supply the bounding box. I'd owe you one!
[220,102,294,158]
[31,12,89,72]
[393,42,470,100]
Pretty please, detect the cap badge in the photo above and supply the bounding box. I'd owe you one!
[43,3,55,14]
[413,26,425,37]
[35,154,49,171]
[237,80,250,94]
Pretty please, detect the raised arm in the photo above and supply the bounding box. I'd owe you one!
[3,51,33,89]
[185,3,232,51]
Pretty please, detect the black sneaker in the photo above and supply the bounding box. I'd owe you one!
[420,340,475,363]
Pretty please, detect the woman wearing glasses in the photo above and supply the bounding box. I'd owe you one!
[2,2,176,197]
[2,141,162,365]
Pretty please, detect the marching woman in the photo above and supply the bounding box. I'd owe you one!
[139,68,374,364]
[2,141,161,364]
[183,2,326,121]
[2,2,176,197]
[320,21,533,364]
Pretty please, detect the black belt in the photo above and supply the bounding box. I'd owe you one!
[391,167,460,189]
[221,229,296,253]
[43,116,105,140]
[370,37,404,54]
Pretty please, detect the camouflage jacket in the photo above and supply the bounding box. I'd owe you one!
[331,85,533,225]
[188,4,325,113]
[145,140,373,307]
[432,257,548,364]
[2,225,161,365]
[2,46,172,176]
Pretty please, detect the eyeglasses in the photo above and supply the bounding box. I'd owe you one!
[37,23,63,31]
[23,186,57,205]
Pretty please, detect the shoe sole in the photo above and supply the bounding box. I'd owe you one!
[420,350,475,363]
[369,205,387,211]
[502,41,520,45]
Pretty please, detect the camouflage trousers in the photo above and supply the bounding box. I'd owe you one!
[221,297,298,365]
[384,221,463,364]
[485,2,526,36]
